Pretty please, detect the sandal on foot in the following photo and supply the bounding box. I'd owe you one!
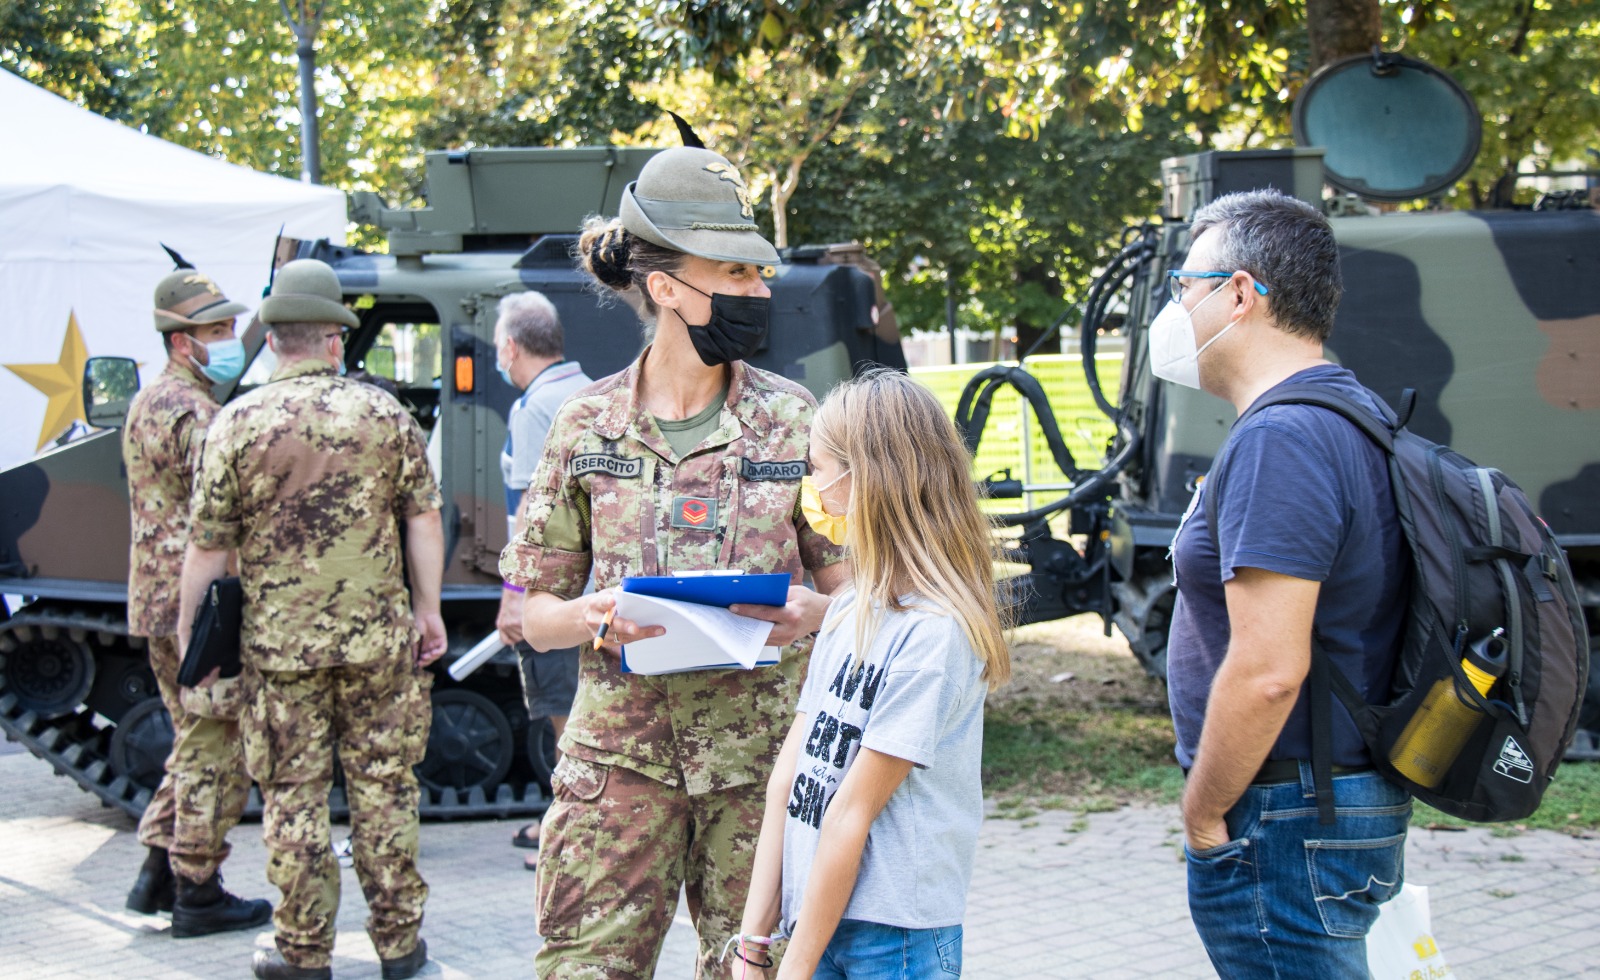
[512,823,541,850]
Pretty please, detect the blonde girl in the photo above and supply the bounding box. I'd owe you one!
[728,369,1010,979]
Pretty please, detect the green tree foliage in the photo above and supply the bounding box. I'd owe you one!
[653,1,1307,132]
[130,0,438,198]
[789,86,1184,341]
[415,0,669,152]
[13,0,1599,337]
[1392,0,1600,206]
[0,0,151,121]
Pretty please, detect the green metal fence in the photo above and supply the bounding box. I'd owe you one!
[910,354,1124,511]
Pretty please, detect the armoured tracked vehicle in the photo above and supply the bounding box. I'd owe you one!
[961,52,1599,741]
[0,145,906,820]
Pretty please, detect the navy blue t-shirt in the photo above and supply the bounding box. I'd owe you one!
[1167,365,1406,770]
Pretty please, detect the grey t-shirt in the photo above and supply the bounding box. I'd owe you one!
[501,361,591,514]
[780,590,988,935]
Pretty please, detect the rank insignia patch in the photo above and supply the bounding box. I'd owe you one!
[672,496,718,529]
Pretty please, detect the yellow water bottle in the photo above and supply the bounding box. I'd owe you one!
[1389,630,1507,788]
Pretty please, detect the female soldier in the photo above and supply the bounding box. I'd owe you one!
[500,146,851,979]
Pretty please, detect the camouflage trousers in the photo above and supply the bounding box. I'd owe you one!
[533,757,769,980]
[242,657,433,970]
[135,634,251,882]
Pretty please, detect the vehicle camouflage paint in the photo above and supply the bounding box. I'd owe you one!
[968,149,1599,747]
[0,146,906,821]
[1101,208,1600,679]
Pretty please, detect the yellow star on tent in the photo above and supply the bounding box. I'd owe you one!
[5,310,90,451]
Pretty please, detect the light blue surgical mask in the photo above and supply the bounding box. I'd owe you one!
[194,338,246,384]
[497,364,514,387]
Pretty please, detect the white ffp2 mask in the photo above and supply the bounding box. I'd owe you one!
[1147,284,1235,389]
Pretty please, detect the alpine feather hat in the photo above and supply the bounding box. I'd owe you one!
[152,270,248,333]
[618,147,780,266]
[259,259,360,329]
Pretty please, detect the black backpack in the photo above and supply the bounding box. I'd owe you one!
[1206,382,1590,824]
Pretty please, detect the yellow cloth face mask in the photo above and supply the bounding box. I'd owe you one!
[799,472,849,546]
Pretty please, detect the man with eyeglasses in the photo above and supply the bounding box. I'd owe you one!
[1158,190,1410,977]
[179,258,447,980]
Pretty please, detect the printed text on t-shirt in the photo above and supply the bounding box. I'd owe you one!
[788,654,886,829]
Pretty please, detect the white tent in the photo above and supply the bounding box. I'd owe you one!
[0,69,347,468]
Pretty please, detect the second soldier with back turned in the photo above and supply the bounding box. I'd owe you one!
[178,258,447,980]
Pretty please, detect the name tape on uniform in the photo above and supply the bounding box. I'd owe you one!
[571,453,644,479]
[740,459,807,481]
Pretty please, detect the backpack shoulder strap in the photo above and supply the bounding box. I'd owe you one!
[1201,379,1404,824]
[1202,382,1397,554]
[1238,382,1398,454]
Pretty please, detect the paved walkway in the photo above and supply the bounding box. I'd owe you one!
[2,745,1598,977]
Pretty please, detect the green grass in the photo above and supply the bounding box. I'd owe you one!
[984,614,1600,835]
[983,713,1186,805]
[982,615,1186,815]
[1411,762,1600,835]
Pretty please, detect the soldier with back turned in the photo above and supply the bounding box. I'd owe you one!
[178,259,447,980]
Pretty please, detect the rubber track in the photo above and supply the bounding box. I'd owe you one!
[0,604,549,821]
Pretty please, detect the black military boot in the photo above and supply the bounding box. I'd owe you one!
[380,938,427,979]
[170,871,273,938]
[125,845,175,915]
[251,950,332,980]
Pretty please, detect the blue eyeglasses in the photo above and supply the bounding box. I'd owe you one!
[1166,270,1270,303]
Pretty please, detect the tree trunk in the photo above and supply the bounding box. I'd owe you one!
[770,153,808,250]
[1013,262,1063,361]
[1305,0,1382,74]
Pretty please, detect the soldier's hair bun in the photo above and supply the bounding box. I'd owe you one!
[578,217,636,292]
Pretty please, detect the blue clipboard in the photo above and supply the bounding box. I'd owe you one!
[617,573,790,674]
[619,573,790,608]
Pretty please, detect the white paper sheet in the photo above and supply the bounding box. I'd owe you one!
[614,591,779,675]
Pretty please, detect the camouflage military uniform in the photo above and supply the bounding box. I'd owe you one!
[123,359,251,883]
[191,358,441,971]
[500,352,845,979]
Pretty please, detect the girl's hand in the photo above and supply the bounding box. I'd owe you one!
[582,589,665,653]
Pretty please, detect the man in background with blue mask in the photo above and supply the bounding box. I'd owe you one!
[492,290,590,870]
[122,263,272,937]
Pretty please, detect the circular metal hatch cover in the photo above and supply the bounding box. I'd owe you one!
[1293,51,1481,202]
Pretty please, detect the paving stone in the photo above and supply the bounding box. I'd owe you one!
[6,753,1600,977]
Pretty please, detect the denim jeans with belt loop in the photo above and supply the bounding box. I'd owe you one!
[1185,762,1412,979]
[809,920,963,979]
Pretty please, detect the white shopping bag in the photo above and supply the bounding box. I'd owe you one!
[1366,882,1455,980]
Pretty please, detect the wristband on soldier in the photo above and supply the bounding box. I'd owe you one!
[503,583,526,594]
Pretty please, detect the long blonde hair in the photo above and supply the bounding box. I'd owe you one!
[812,370,1011,688]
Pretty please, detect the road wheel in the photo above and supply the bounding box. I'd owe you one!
[2,630,95,719]
[108,695,172,792]
[525,715,558,795]
[416,688,514,793]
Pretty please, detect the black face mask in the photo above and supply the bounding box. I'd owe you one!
[668,274,770,366]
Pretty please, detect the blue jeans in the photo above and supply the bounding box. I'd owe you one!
[810,920,962,979]
[1185,765,1411,979]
